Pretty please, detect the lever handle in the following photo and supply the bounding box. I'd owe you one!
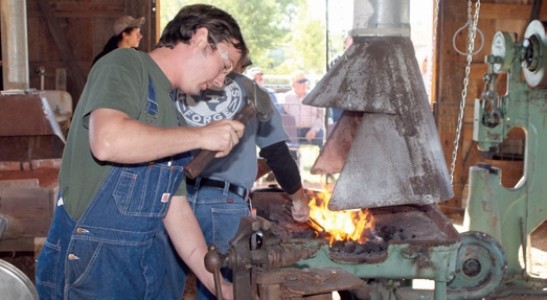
[204,244,224,300]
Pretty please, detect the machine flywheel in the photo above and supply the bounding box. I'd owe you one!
[447,231,506,299]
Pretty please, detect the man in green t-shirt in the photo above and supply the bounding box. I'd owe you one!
[36,4,247,300]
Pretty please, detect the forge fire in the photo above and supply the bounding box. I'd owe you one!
[308,190,375,245]
[253,188,456,256]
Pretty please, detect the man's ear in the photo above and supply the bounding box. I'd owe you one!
[192,27,209,49]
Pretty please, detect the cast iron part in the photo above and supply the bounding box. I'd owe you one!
[204,244,225,300]
[447,231,506,299]
[212,216,324,299]
[466,19,547,297]
[238,190,462,300]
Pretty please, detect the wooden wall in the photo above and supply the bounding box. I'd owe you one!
[435,0,547,217]
[26,0,156,102]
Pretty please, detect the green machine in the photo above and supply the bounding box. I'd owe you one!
[453,19,547,297]
[205,18,547,300]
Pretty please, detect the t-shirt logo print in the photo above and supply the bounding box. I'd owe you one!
[180,77,244,127]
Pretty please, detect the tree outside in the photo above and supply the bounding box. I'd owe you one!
[159,0,347,88]
[159,1,433,89]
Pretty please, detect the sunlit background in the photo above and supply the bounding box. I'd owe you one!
[160,1,433,81]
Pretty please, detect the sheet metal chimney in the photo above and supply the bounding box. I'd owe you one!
[1,0,30,90]
[305,0,453,210]
[352,0,410,37]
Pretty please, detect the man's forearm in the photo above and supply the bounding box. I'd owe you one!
[89,108,244,164]
[259,141,302,194]
[163,196,217,293]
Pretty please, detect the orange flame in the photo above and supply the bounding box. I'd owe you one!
[309,191,375,245]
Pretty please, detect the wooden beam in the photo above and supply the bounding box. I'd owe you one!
[37,1,85,96]
[479,3,547,20]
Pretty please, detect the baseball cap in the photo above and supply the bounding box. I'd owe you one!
[113,16,145,35]
[248,67,263,76]
[291,70,309,84]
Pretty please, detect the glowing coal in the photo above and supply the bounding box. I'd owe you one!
[309,191,375,245]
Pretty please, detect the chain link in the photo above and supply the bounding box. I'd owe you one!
[449,0,481,185]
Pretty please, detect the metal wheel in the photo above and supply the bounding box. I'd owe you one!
[0,259,38,300]
[447,231,506,299]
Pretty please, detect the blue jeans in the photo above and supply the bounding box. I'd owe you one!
[182,183,250,300]
[35,154,190,299]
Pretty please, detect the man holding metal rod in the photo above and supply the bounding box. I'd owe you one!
[175,59,310,300]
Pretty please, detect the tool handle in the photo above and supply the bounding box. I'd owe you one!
[184,103,257,179]
[184,150,217,179]
[204,244,224,300]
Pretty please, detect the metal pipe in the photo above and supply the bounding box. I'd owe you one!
[1,0,29,90]
[37,67,45,91]
[351,0,410,37]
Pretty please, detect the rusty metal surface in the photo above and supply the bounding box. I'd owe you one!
[304,36,453,209]
[227,215,324,300]
[303,37,418,113]
[226,189,461,299]
[328,204,460,263]
[329,113,453,209]
[255,267,366,299]
[311,111,363,175]
[251,188,460,251]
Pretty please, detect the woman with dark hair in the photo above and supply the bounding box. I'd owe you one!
[91,15,145,66]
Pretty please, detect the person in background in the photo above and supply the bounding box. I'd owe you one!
[174,60,310,300]
[283,70,325,147]
[248,66,282,112]
[328,35,354,124]
[35,4,249,299]
[91,15,145,66]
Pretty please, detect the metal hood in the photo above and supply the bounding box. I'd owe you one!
[304,0,453,210]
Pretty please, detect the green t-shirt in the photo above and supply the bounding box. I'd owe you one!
[60,48,186,220]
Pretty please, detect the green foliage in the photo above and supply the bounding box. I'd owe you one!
[160,0,326,77]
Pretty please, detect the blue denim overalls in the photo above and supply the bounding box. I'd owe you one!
[36,77,191,299]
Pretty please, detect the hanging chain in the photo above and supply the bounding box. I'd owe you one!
[449,0,481,185]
